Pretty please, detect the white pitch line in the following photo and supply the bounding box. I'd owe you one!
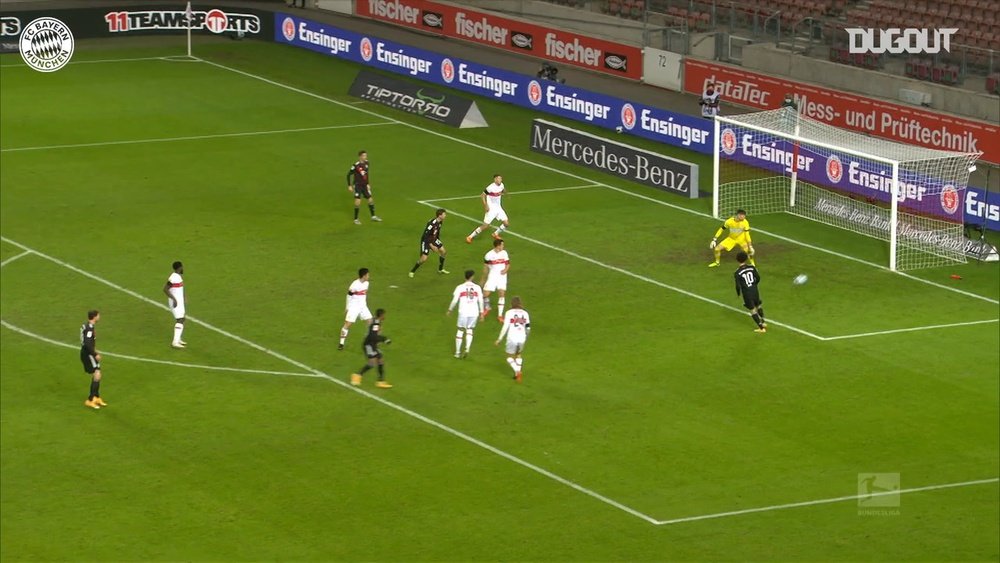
[0,56,175,68]
[424,184,601,202]
[655,477,1000,525]
[823,318,1000,341]
[0,235,660,526]
[1,250,32,267]
[0,320,318,378]
[416,201,825,341]
[0,123,397,153]
[197,59,999,307]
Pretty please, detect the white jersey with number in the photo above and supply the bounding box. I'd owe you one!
[701,90,720,118]
[167,272,185,317]
[483,249,509,291]
[498,307,530,344]
[345,279,372,323]
[450,281,484,327]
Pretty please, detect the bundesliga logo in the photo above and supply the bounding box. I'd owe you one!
[19,17,73,72]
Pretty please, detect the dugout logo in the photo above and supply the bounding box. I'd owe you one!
[19,17,73,72]
[527,80,543,106]
[719,128,737,156]
[360,37,374,61]
[825,154,844,183]
[940,184,960,215]
[441,57,455,83]
[281,17,296,41]
[620,103,637,131]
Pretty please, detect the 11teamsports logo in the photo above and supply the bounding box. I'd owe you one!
[940,185,960,215]
[825,154,844,183]
[19,17,73,72]
[440,57,455,83]
[719,128,737,156]
[620,103,636,131]
[282,17,296,41]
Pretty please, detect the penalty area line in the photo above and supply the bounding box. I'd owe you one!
[654,477,1000,525]
[0,123,397,153]
[0,320,318,379]
[1,250,32,267]
[823,318,1000,341]
[0,235,661,527]
[423,184,602,202]
[415,201,824,341]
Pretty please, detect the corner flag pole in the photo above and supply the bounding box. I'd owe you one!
[185,1,193,57]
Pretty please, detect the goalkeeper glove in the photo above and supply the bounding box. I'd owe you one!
[748,245,755,256]
[709,239,717,249]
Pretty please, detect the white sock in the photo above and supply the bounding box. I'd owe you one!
[465,329,474,352]
[173,323,184,343]
[484,297,491,312]
[506,357,517,373]
[469,226,482,238]
[498,297,506,316]
[495,224,508,235]
[339,328,348,345]
[515,357,523,371]
[455,330,464,354]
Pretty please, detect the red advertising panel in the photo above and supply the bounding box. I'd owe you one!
[684,59,999,164]
[356,0,643,80]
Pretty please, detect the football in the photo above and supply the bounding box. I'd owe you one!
[793,274,809,285]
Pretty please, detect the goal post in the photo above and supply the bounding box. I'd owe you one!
[713,107,981,271]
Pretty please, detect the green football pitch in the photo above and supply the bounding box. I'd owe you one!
[1,40,998,561]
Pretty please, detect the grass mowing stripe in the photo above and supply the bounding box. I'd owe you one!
[196,57,999,307]
[0,320,318,379]
[0,235,662,526]
[655,477,1000,525]
[0,123,397,153]
[417,200,825,340]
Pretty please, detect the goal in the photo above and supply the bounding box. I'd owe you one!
[712,108,981,271]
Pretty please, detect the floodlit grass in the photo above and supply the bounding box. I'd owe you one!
[1,42,998,561]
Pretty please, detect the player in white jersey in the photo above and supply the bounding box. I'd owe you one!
[466,174,509,243]
[447,269,485,358]
[339,267,372,350]
[495,296,530,382]
[699,82,721,119]
[480,238,510,323]
[162,261,187,348]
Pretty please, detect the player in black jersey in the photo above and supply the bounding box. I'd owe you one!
[734,251,766,333]
[409,208,449,277]
[350,308,393,388]
[80,310,108,409]
[346,150,381,224]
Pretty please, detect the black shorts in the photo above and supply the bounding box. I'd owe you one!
[364,344,382,359]
[420,239,443,256]
[353,185,371,199]
[742,289,762,310]
[80,349,100,374]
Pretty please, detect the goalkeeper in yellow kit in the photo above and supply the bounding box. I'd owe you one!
[709,209,755,267]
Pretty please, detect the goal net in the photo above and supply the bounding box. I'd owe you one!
[713,108,981,271]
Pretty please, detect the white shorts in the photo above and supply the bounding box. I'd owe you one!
[505,339,525,355]
[170,301,185,319]
[484,275,507,292]
[345,304,372,323]
[483,206,508,224]
[457,315,479,329]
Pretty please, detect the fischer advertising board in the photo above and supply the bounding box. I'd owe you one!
[354,0,642,80]
[684,58,999,165]
[276,13,711,156]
